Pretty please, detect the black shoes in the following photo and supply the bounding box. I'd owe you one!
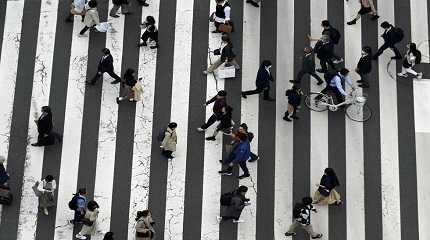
[391,56,402,60]
[283,116,292,122]
[316,80,323,85]
[110,14,120,18]
[285,232,297,236]
[347,19,357,25]
[138,42,147,47]
[218,170,232,176]
[150,44,159,49]
[111,80,121,84]
[289,80,299,83]
[241,92,247,99]
[311,234,323,239]
[205,136,216,141]
[371,15,380,21]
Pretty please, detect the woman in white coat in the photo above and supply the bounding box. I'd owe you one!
[79,0,99,36]
[76,200,100,240]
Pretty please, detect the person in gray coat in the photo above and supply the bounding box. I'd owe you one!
[290,47,324,85]
[217,186,250,223]
[79,0,99,36]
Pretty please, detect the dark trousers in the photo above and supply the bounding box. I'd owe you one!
[79,26,91,35]
[322,86,344,104]
[242,87,270,99]
[373,42,402,59]
[162,150,173,158]
[358,72,369,86]
[90,70,121,84]
[225,161,249,175]
[249,152,258,161]
[296,70,323,83]
[201,113,219,129]
[36,131,62,146]
[73,210,83,224]
[141,30,158,43]
[319,57,336,72]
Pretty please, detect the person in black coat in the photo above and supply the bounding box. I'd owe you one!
[87,48,122,85]
[138,16,159,49]
[197,90,228,131]
[241,60,275,101]
[313,35,337,73]
[356,46,372,88]
[31,106,62,146]
[204,34,240,74]
[205,105,234,141]
[372,21,403,60]
[290,47,324,85]
[309,20,343,64]
[109,0,130,18]
[284,85,303,122]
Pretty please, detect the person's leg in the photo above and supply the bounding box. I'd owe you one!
[201,114,218,129]
[238,161,250,177]
[207,58,223,73]
[242,88,263,96]
[290,105,299,119]
[405,67,418,76]
[294,69,306,83]
[106,70,122,83]
[390,45,402,59]
[139,31,150,46]
[229,58,241,69]
[309,71,324,84]
[120,3,129,14]
[79,26,90,35]
[89,71,102,84]
[303,224,320,238]
[109,4,120,16]
[327,57,336,70]
[263,87,270,99]
[65,12,74,22]
[162,150,173,158]
[249,151,259,161]
[373,42,390,59]
[286,221,300,234]
[319,58,328,72]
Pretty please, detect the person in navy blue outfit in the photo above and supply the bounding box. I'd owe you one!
[241,60,275,101]
[219,132,251,179]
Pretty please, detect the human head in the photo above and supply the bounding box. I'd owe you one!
[221,34,231,44]
[362,46,372,56]
[321,20,330,28]
[168,122,177,130]
[302,196,313,205]
[339,68,349,76]
[87,200,99,211]
[292,84,301,91]
[146,16,155,25]
[102,48,110,55]
[380,21,391,29]
[0,156,5,164]
[88,0,97,8]
[41,106,51,114]
[216,0,225,4]
[261,60,272,69]
[135,210,150,221]
[304,46,313,54]
[103,232,114,240]
[324,167,336,176]
[239,123,248,133]
[408,42,417,52]
[78,188,87,195]
[217,90,227,98]
[125,68,135,76]
[45,175,54,182]
[238,185,248,194]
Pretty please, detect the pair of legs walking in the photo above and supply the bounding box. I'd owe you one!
[373,42,402,59]
[285,222,322,239]
[242,86,273,100]
[283,104,298,122]
[110,4,129,17]
[88,70,122,85]
[294,70,324,85]
[206,58,240,73]
[139,30,159,48]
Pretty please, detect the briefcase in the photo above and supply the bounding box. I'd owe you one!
[218,23,233,33]
[0,187,13,205]
[217,65,236,79]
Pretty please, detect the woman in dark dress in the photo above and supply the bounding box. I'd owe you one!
[313,168,342,206]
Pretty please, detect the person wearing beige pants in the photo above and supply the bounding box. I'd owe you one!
[204,34,240,74]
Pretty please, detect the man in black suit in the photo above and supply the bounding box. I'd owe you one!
[242,60,275,101]
[372,21,403,60]
[314,35,336,73]
[290,47,324,85]
[87,48,122,85]
[356,46,372,88]
[31,106,62,146]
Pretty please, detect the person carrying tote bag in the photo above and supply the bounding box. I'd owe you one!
[76,200,100,240]
[135,210,155,240]
[313,168,342,206]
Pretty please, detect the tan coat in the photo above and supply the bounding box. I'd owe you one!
[132,81,144,102]
[161,127,177,152]
[135,214,155,240]
[79,208,99,236]
[83,8,100,27]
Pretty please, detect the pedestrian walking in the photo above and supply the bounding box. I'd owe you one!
[0,156,10,188]
[285,197,323,239]
[69,188,87,224]
[290,47,324,85]
[65,0,86,22]
[75,200,100,240]
[242,60,275,101]
[347,0,379,25]
[313,168,342,206]
[219,132,251,179]
[135,210,156,240]
[397,42,423,79]
[87,48,122,85]
[313,35,337,73]
[32,175,56,216]
[136,0,149,7]
[109,0,130,18]
[372,21,404,60]
[205,105,234,141]
[237,123,259,162]
[79,0,99,36]
[245,0,260,7]
[356,46,372,88]
[197,90,227,132]
[217,185,251,223]
[284,85,303,122]
[203,34,240,74]
[211,0,232,33]
[138,16,159,49]
[309,20,343,64]
[31,106,62,147]
[103,232,114,240]
[116,68,144,103]
[160,122,178,160]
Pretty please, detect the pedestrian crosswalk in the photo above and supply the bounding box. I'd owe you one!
[0,0,429,239]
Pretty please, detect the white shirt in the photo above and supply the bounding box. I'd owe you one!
[330,74,353,96]
[74,0,86,12]
[214,4,231,23]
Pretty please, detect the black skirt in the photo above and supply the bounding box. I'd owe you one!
[358,6,372,15]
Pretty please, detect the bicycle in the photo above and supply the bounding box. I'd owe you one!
[304,89,372,122]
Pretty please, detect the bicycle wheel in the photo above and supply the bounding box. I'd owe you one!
[305,93,329,112]
[345,103,372,122]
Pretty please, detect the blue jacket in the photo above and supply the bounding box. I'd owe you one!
[255,67,274,89]
[0,164,9,186]
[232,140,251,163]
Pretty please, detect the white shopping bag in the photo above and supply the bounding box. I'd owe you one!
[95,22,116,33]
[216,65,236,79]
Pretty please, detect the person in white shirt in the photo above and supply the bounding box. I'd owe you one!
[66,0,87,22]
[32,175,57,216]
[397,42,423,79]
[322,68,355,104]
[212,0,231,33]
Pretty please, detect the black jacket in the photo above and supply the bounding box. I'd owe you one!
[382,27,400,45]
[255,67,274,89]
[356,55,372,74]
[286,89,302,106]
[301,53,316,72]
[113,0,128,5]
[206,96,227,116]
[97,54,115,73]
[218,43,235,62]
[314,40,334,60]
[37,112,53,134]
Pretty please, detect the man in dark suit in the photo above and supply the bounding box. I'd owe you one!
[31,106,62,146]
[242,60,275,101]
[87,48,122,85]
[290,47,324,85]
[356,46,372,88]
[314,35,336,73]
[197,90,228,132]
[372,21,403,60]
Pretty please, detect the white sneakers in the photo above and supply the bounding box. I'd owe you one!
[43,208,49,216]
[397,73,408,77]
[232,219,245,223]
[398,72,423,79]
[196,127,206,132]
[75,233,87,239]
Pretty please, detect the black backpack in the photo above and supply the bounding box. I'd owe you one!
[330,28,341,44]
[293,203,305,218]
[220,191,234,206]
[68,194,83,210]
[157,128,168,142]
[392,27,404,43]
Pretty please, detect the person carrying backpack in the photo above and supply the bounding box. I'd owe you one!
[285,197,322,239]
[76,200,100,239]
[217,186,250,223]
[160,122,178,160]
[32,175,56,215]
[373,21,403,60]
[308,20,344,64]
[69,188,87,224]
[397,42,423,79]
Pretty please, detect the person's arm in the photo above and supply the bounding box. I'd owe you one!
[335,76,348,96]
[368,0,377,13]
[160,131,169,148]
[224,6,231,22]
[205,95,217,105]
[344,75,354,89]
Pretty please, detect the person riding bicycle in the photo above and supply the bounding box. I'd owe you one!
[322,68,355,104]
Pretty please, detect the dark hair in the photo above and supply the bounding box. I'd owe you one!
[168,122,177,129]
[304,46,313,53]
[78,188,87,195]
[102,48,110,55]
[240,123,248,131]
[124,68,135,77]
[321,20,330,27]
[339,68,349,76]
[238,132,248,141]
[302,196,313,205]
[292,84,301,91]
[380,21,391,29]
[146,16,156,25]
[45,175,54,182]
[324,167,336,176]
[409,42,418,53]
[41,106,51,114]
[238,185,248,193]
[88,0,97,8]
[362,46,372,55]
[87,200,100,211]
[221,34,231,44]
[218,90,227,97]
[261,60,272,68]
[103,232,114,240]
[135,210,150,221]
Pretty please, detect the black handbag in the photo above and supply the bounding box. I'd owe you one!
[213,49,221,55]
[318,186,330,197]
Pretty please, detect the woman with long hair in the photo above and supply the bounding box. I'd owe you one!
[398,42,423,79]
[313,168,342,206]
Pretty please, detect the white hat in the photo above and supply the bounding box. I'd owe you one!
[0,155,5,164]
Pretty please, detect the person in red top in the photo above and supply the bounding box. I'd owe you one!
[197,90,227,132]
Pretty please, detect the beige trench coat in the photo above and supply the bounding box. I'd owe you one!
[83,8,100,27]
[79,208,99,236]
[135,214,155,240]
[132,81,144,102]
[161,127,177,152]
